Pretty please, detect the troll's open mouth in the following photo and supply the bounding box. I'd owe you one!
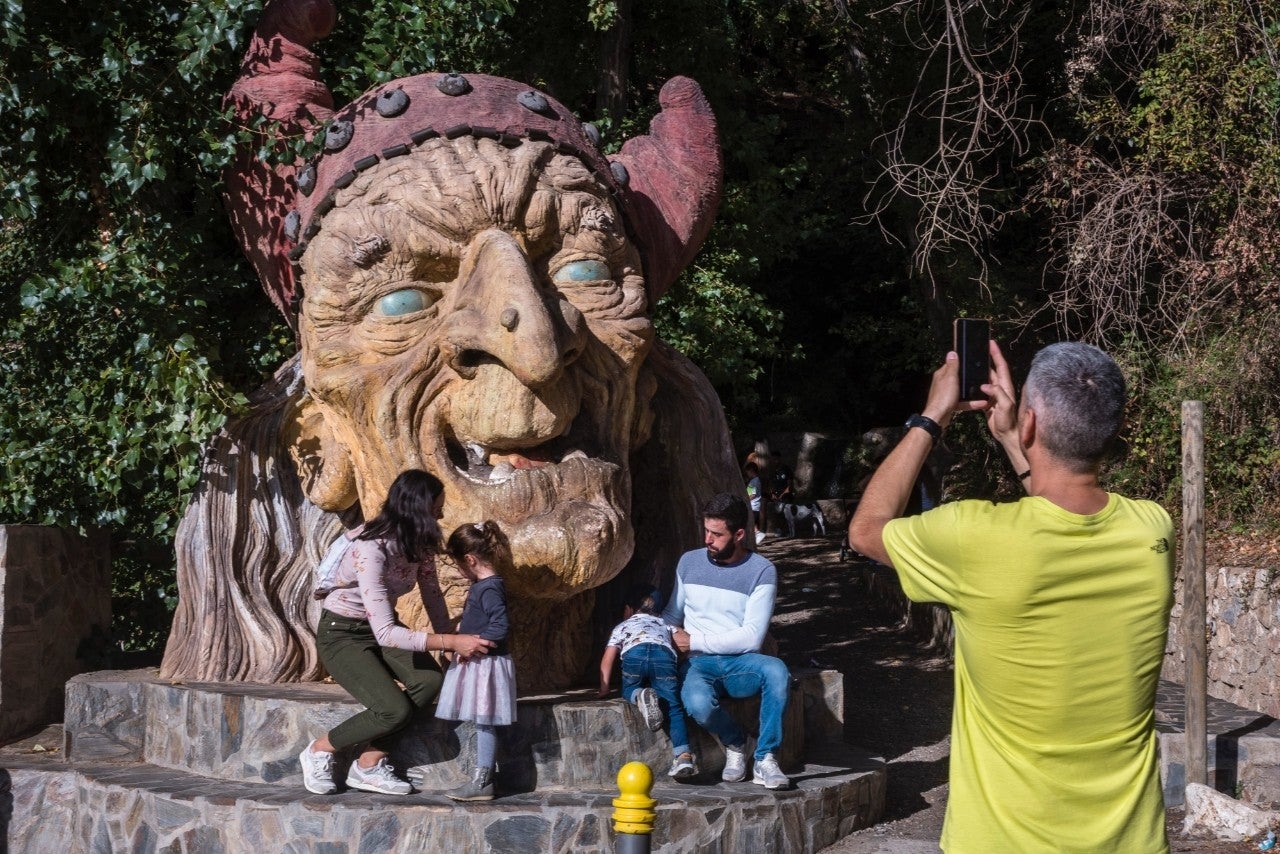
[443,428,604,484]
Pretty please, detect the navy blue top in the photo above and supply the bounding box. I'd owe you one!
[457,575,510,656]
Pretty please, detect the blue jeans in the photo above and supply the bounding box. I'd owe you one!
[621,643,689,755]
[680,653,790,761]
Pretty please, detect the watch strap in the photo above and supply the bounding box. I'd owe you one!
[904,414,942,444]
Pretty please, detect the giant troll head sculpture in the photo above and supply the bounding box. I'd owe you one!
[160,0,740,689]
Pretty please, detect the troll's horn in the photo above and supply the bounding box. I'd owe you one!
[224,0,337,323]
[610,77,723,302]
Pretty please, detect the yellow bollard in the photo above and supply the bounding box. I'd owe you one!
[612,761,657,852]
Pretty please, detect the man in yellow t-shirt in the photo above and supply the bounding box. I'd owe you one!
[849,341,1173,853]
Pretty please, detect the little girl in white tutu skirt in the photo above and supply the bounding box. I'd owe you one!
[436,520,517,801]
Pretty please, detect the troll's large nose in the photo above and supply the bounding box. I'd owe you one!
[441,229,586,386]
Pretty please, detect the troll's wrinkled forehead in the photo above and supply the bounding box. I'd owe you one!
[299,138,627,307]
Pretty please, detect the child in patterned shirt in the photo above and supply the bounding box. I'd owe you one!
[598,585,696,779]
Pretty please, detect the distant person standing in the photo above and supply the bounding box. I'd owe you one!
[849,342,1174,853]
[746,440,772,537]
[743,461,765,544]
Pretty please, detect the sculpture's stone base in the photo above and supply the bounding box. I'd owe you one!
[3,746,882,853]
[6,668,885,852]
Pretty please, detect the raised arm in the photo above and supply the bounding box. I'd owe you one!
[848,351,988,565]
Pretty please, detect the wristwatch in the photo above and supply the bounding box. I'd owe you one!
[904,414,942,445]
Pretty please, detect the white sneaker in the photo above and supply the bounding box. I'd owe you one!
[346,757,413,795]
[634,687,664,732]
[752,752,790,790]
[668,752,698,779]
[722,745,748,783]
[299,745,337,795]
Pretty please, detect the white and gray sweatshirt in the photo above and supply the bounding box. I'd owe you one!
[661,549,777,655]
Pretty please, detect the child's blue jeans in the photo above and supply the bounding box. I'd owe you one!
[621,642,689,755]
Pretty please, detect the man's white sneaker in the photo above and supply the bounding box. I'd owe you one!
[668,752,698,779]
[299,745,337,795]
[634,687,664,732]
[751,752,791,790]
[345,757,413,795]
[721,745,749,783]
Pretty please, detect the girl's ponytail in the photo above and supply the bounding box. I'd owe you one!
[447,519,513,571]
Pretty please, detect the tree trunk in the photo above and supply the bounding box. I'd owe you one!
[596,0,632,119]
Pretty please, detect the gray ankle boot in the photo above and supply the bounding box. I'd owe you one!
[444,766,495,801]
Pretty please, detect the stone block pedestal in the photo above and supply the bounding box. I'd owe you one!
[1156,679,1280,808]
[5,668,885,851]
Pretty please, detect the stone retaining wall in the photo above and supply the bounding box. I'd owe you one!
[0,525,111,740]
[1163,565,1280,720]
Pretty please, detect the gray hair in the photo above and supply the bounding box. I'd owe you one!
[1023,342,1126,470]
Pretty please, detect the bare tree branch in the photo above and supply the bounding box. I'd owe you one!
[865,0,1038,291]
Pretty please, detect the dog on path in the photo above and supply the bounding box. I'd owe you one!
[780,501,827,539]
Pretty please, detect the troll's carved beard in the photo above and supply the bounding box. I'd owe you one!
[290,139,654,685]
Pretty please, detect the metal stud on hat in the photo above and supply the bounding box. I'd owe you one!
[437,73,470,96]
[375,88,409,117]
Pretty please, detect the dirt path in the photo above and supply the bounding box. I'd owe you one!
[760,534,1257,853]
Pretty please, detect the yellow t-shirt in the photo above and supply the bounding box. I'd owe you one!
[883,494,1174,854]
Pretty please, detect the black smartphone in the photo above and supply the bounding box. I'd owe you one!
[954,318,991,401]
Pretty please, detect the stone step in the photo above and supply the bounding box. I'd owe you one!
[2,745,885,853]
[65,668,844,790]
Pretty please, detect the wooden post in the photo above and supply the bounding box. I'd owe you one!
[1182,400,1206,789]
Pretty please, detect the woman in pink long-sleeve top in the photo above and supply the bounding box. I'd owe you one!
[297,469,495,795]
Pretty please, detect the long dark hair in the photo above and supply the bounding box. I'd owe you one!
[359,469,444,562]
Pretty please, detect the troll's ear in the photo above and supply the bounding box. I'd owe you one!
[282,392,359,512]
[610,76,722,303]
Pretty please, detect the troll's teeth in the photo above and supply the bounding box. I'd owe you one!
[489,462,515,482]
[488,451,552,469]
[465,443,488,467]
[563,449,588,461]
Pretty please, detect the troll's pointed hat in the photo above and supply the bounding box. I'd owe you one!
[223,0,723,327]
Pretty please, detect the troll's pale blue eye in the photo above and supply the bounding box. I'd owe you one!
[554,260,610,283]
[376,289,431,316]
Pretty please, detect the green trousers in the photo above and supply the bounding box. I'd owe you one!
[316,610,443,751]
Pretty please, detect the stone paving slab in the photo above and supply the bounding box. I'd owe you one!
[1156,678,1280,807]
